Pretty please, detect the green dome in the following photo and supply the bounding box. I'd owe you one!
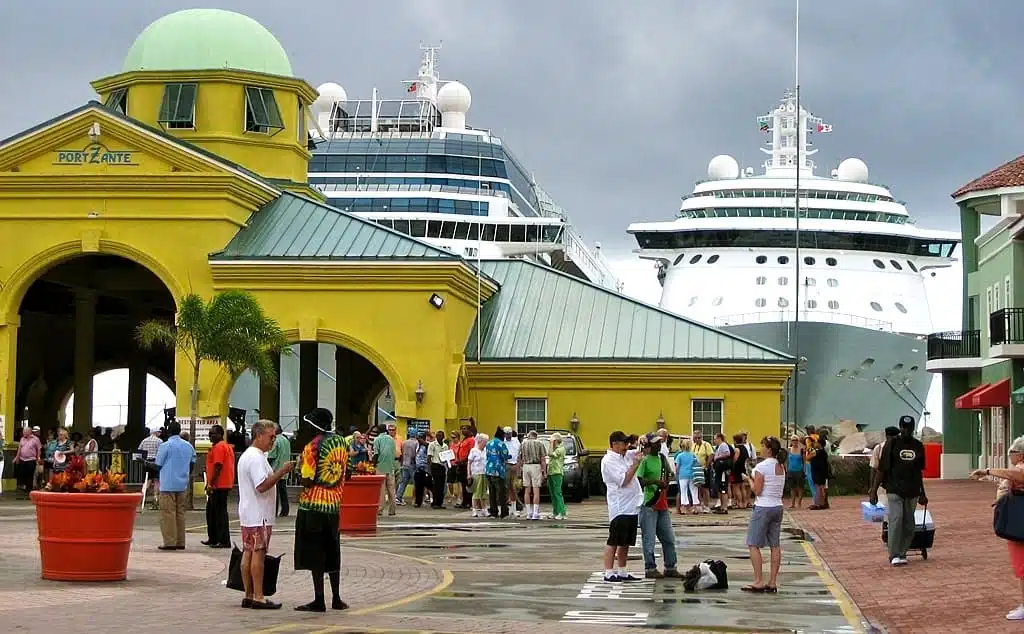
[122,9,293,76]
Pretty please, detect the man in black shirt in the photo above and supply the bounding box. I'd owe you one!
[873,415,928,566]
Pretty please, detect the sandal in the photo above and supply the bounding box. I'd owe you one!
[764,586,778,593]
[741,585,766,593]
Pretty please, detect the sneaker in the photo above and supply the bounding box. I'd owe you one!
[890,557,908,566]
[619,573,642,582]
[645,569,664,579]
[664,568,682,578]
[604,574,623,583]
[1006,605,1024,620]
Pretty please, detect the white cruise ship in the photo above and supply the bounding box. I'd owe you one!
[627,92,961,430]
[304,45,620,290]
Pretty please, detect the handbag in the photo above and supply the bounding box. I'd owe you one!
[994,490,1024,542]
[226,544,283,596]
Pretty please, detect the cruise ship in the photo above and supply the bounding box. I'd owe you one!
[627,93,961,431]
[305,45,619,290]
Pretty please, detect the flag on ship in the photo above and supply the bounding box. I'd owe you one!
[759,121,769,132]
[407,83,417,93]
[816,123,833,133]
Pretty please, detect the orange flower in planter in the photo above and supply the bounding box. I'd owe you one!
[45,455,127,493]
[352,461,376,475]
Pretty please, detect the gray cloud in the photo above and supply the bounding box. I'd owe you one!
[2,0,1021,268]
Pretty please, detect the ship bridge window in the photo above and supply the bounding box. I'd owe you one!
[907,260,918,272]
[756,255,768,264]
[804,256,816,265]
[756,276,767,285]
[689,254,702,264]
[870,301,883,311]
[778,256,790,264]
[890,260,903,271]
[828,300,839,310]
[872,259,885,269]
[755,298,767,307]
[778,297,790,308]
[707,254,720,263]
[826,278,838,287]
[673,254,685,266]
[895,302,908,313]
[826,257,838,266]
[778,277,789,286]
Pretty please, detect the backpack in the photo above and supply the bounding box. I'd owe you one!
[691,460,705,486]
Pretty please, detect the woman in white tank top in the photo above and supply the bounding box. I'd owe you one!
[742,436,786,593]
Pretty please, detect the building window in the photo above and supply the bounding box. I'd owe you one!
[895,302,907,313]
[105,88,128,115]
[756,255,768,264]
[691,399,723,438]
[756,276,767,285]
[1006,276,1013,308]
[828,300,839,310]
[778,276,789,286]
[987,287,993,316]
[515,398,547,435]
[778,256,790,264]
[890,259,903,271]
[872,259,885,269]
[245,86,285,134]
[158,83,197,129]
[707,254,720,264]
[778,297,790,308]
[689,254,703,264]
[826,257,838,266]
[994,283,1002,312]
[804,256,816,265]
[755,298,767,307]
[826,278,838,287]
[870,301,883,312]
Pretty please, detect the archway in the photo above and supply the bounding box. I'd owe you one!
[227,341,392,443]
[63,368,175,429]
[14,254,177,447]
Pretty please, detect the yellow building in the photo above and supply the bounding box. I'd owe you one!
[0,9,792,458]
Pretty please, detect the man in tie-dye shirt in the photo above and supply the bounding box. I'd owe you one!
[293,408,349,612]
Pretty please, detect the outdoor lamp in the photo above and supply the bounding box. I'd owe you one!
[428,293,444,309]
[88,122,101,143]
[569,412,580,433]
[415,380,425,403]
[656,411,665,427]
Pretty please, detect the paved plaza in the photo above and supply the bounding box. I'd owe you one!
[0,495,864,633]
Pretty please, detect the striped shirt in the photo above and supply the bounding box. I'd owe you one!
[138,435,162,462]
[519,438,547,465]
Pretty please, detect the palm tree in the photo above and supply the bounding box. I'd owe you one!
[135,290,289,445]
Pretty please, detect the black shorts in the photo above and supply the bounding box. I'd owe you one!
[293,509,341,573]
[607,514,639,547]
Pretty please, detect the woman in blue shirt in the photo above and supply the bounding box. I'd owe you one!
[674,439,700,515]
[786,436,806,508]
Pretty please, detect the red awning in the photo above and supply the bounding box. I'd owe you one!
[955,378,1011,409]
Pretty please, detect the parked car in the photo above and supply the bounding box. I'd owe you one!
[536,429,590,503]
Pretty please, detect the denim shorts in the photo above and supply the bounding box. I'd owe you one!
[746,504,784,548]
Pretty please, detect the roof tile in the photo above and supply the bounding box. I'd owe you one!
[952,154,1024,198]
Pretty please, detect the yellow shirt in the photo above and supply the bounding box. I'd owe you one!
[693,440,714,468]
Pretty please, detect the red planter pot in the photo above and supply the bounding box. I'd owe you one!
[339,474,385,532]
[30,490,143,581]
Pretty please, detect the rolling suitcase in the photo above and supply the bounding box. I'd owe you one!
[881,505,934,560]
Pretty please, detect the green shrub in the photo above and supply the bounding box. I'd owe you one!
[828,456,871,496]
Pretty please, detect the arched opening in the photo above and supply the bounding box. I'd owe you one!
[228,341,392,443]
[14,254,176,448]
[63,369,175,429]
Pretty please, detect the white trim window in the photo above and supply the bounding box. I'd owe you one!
[691,399,724,438]
[515,398,547,435]
[1006,275,1013,309]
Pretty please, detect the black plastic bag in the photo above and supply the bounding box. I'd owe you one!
[226,544,282,597]
[995,491,1024,542]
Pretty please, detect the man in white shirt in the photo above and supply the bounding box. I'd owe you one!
[237,419,293,610]
[656,428,676,475]
[600,430,644,582]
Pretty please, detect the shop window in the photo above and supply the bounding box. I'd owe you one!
[245,86,285,134]
[691,399,723,438]
[158,83,197,129]
[515,398,547,435]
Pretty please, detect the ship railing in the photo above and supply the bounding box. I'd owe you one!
[713,310,893,331]
[990,309,1024,346]
[314,182,509,199]
[926,330,981,360]
[559,224,621,291]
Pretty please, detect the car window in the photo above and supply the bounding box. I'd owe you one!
[539,435,577,456]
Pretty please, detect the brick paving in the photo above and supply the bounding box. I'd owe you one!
[790,480,1021,634]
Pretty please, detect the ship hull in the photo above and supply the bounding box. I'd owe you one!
[721,321,932,432]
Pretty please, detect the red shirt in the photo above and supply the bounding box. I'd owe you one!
[455,436,475,463]
[206,441,235,489]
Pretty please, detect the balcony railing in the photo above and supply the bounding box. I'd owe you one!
[990,308,1024,346]
[926,330,981,360]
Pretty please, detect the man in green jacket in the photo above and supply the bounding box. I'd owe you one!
[266,422,292,518]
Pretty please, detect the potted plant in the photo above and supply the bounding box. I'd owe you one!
[30,455,142,581]
[339,461,385,532]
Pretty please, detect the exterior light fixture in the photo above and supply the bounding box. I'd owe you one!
[656,411,665,427]
[88,122,101,143]
[415,380,425,403]
[569,412,580,433]
[428,293,444,309]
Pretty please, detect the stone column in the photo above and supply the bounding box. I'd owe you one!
[258,351,281,423]
[298,343,318,420]
[72,291,96,433]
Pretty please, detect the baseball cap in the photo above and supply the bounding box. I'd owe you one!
[503,426,513,433]
[644,432,660,444]
[31,426,40,432]
[898,415,915,429]
[609,430,629,445]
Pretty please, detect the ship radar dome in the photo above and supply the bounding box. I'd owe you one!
[837,158,869,183]
[708,155,740,180]
[437,81,472,113]
[313,82,347,113]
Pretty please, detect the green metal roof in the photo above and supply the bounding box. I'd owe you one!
[466,260,793,363]
[212,192,459,261]
[122,9,293,76]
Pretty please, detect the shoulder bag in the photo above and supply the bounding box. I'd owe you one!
[994,490,1024,542]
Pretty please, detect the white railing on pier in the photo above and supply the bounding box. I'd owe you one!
[713,310,892,331]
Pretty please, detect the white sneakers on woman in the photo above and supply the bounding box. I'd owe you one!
[1007,605,1024,620]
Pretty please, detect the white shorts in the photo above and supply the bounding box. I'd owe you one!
[522,464,543,488]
